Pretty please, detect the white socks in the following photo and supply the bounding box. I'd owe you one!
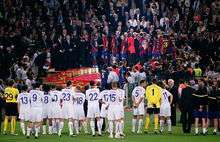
[74,120,79,134]
[167,119,172,132]
[26,127,31,136]
[42,125,47,134]
[68,121,73,135]
[97,120,102,135]
[83,121,88,134]
[90,120,95,135]
[20,122,25,135]
[195,128,199,134]
[132,119,137,132]
[35,126,40,137]
[58,121,64,136]
[109,121,114,136]
[48,126,52,135]
[137,119,143,133]
[160,120,164,132]
[115,121,120,136]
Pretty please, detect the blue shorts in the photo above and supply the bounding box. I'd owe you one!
[208,111,219,119]
[193,110,207,118]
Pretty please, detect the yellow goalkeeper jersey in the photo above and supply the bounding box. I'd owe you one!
[4,87,19,103]
[145,84,162,108]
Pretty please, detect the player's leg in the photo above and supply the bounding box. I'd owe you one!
[74,119,79,135]
[154,113,159,133]
[159,116,165,133]
[202,117,207,135]
[132,115,137,133]
[58,118,64,136]
[68,118,74,136]
[34,122,41,139]
[213,116,218,135]
[42,118,47,135]
[11,115,17,135]
[167,116,172,133]
[20,119,26,135]
[48,118,53,135]
[194,117,199,135]
[115,119,121,138]
[26,122,33,138]
[82,119,88,134]
[144,113,150,133]
[96,117,102,136]
[3,115,9,134]
[137,115,144,133]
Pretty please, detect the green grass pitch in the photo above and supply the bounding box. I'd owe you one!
[0,112,219,142]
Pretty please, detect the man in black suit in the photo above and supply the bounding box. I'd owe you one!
[168,79,178,126]
[179,82,195,133]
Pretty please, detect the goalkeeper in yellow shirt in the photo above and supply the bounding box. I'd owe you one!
[144,79,162,134]
[3,79,19,135]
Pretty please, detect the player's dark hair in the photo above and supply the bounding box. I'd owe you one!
[50,84,56,89]
[42,84,50,92]
[66,80,72,87]
[33,82,41,89]
[90,80,95,86]
[140,80,146,85]
[21,85,28,91]
[6,79,14,86]
[152,78,157,84]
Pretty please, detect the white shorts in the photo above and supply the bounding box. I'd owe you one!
[100,104,108,118]
[51,105,62,119]
[87,104,100,118]
[42,106,53,119]
[29,107,43,122]
[133,105,145,116]
[19,108,30,121]
[160,106,171,117]
[62,104,74,119]
[72,105,85,120]
[107,106,122,121]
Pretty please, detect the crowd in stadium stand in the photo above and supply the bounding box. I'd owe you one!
[0,0,220,136]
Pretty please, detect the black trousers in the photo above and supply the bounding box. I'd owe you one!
[182,108,193,133]
[171,105,177,126]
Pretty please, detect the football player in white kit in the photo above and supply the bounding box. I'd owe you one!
[132,80,146,134]
[107,82,124,139]
[59,81,75,137]
[85,81,102,136]
[159,83,173,133]
[42,84,53,135]
[50,85,62,134]
[27,83,44,139]
[117,86,126,137]
[99,89,110,132]
[17,85,30,135]
[72,86,87,135]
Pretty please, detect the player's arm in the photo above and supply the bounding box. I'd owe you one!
[169,94,173,105]
[17,95,20,113]
[136,96,144,107]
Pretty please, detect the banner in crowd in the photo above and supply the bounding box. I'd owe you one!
[45,67,101,88]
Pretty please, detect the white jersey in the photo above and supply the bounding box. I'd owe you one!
[99,90,110,104]
[61,88,74,106]
[117,89,125,107]
[17,92,31,110]
[50,90,62,107]
[161,89,172,107]
[85,88,100,106]
[108,89,123,107]
[29,90,44,108]
[73,92,85,107]
[132,86,145,108]
[42,92,52,107]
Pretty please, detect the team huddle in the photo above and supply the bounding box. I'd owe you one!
[2,78,175,139]
[15,81,126,139]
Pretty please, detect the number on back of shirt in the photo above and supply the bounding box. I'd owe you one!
[89,92,98,101]
[21,96,28,104]
[63,93,71,101]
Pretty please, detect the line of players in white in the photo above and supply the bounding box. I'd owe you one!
[17,81,173,139]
